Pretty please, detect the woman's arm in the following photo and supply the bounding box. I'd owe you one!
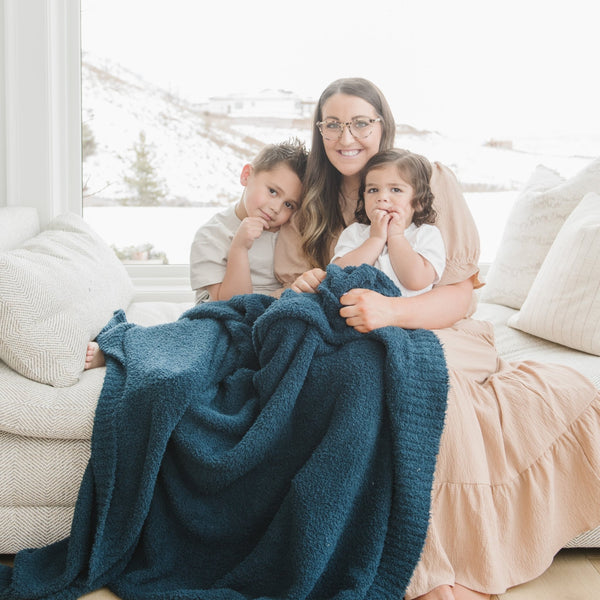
[339,277,475,332]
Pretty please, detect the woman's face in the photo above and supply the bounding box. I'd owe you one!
[319,93,382,179]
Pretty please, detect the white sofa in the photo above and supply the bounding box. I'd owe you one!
[0,206,191,553]
[1,176,599,553]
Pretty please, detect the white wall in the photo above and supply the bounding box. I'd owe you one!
[0,0,81,226]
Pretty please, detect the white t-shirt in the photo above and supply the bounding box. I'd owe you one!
[190,204,279,303]
[331,222,446,297]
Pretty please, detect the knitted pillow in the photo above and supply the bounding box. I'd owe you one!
[508,192,600,355]
[481,157,600,309]
[0,213,134,386]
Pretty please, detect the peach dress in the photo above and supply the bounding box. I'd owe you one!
[274,163,600,597]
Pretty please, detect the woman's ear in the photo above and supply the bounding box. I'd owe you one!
[240,163,253,186]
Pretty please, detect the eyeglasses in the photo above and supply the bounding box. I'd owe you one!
[316,117,382,141]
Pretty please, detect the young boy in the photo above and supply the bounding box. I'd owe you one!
[84,139,307,371]
[190,138,307,303]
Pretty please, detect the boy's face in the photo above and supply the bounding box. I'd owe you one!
[239,164,302,231]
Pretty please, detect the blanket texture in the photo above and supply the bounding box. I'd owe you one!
[0,264,448,600]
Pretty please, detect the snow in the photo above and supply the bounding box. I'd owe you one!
[81,54,600,266]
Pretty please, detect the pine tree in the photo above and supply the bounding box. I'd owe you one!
[122,131,168,206]
[81,121,97,161]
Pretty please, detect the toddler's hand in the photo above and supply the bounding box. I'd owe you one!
[388,207,411,237]
[369,209,391,241]
[232,217,269,249]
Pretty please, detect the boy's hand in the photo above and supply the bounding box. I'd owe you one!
[291,268,327,294]
[232,217,269,249]
[369,209,391,241]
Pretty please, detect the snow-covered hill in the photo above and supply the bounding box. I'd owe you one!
[82,54,598,209]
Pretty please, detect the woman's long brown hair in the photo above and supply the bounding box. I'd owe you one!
[297,78,396,268]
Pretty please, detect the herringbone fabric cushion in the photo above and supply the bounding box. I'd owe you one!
[0,213,134,387]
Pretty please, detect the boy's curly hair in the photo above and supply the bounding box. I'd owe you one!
[355,149,436,227]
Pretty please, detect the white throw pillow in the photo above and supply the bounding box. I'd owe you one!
[481,157,600,309]
[507,192,600,355]
[0,213,134,386]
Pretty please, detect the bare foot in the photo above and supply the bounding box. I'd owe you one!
[413,584,455,600]
[84,341,106,370]
[453,584,490,600]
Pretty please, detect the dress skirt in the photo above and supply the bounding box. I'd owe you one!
[405,317,600,598]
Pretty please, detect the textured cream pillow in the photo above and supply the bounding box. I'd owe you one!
[507,192,600,355]
[481,157,600,309]
[0,213,134,386]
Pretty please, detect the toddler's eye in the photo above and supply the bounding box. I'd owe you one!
[366,187,378,194]
[391,187,402,193]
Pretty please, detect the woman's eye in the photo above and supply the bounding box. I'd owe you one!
[353,119,369,129]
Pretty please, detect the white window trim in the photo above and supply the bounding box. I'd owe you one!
[1,0,193,302]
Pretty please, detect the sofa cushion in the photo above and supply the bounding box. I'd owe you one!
[0,213,134,387]
[507,192,600,356]
[481,157,600,309]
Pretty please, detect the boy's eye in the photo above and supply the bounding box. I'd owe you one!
[268,187,277,196]
[284,201,295,210]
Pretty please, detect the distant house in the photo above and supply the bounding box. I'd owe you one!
[203,89,315,119]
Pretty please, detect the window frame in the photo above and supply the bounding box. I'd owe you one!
[2,0,193,302]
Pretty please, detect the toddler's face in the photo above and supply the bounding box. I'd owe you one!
[241,164,302,231]
[363,165,415,224]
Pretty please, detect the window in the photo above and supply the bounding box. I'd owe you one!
[81,0,599,269]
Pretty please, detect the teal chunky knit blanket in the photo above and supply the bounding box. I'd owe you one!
[0,264,448,600]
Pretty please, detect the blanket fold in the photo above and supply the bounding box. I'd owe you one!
[0,264,448,600]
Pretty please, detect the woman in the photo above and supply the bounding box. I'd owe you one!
[275,78,600,600]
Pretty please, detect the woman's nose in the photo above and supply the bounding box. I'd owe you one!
[339,125,355,143]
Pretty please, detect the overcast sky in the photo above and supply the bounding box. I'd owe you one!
[81,0,599,140]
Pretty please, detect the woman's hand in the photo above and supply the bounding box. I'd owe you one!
[291,268,327,294]
[339,289,400,332]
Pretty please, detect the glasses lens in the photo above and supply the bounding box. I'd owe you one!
[349,118,374,138]
[320,119,342,140]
